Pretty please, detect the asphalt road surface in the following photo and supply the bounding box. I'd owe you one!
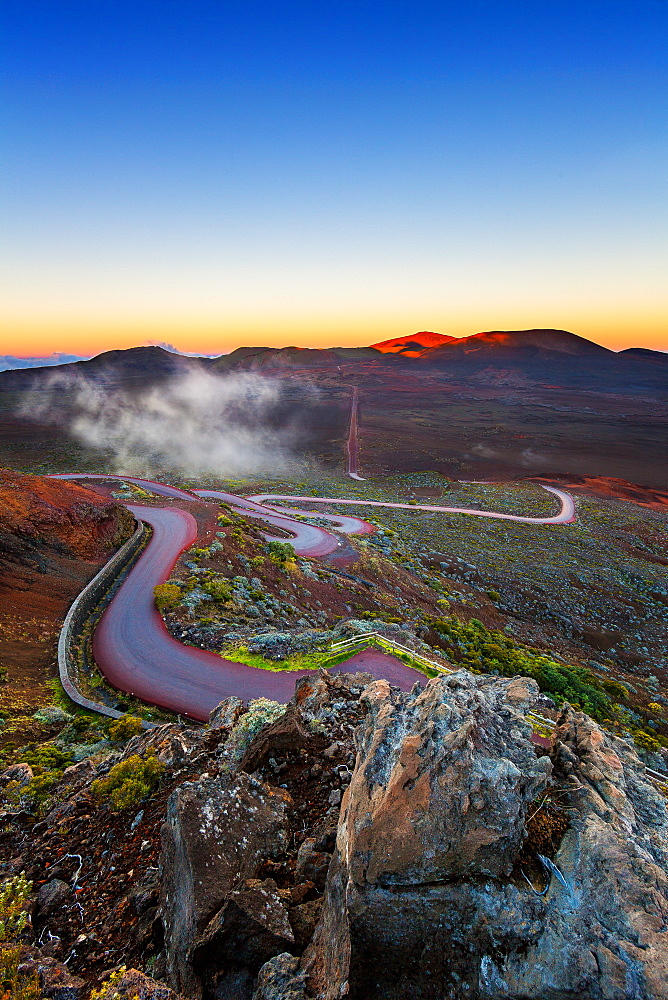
[51,473,576,721]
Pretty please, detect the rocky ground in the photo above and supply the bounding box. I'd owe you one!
[1,668,667,999]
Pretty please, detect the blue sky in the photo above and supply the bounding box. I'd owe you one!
[2,1,666,354]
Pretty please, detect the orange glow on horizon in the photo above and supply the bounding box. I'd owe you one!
[1,313,666,358]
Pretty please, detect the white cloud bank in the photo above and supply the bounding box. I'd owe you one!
[20,370,305,477]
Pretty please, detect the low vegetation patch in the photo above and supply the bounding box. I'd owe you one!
[91,752,165,811]
[0,873,38,1000]
[428,616,614,722]
[153,582,181,611]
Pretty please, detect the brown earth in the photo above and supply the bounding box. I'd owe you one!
[531,474,668,510]
[0,470,134,747]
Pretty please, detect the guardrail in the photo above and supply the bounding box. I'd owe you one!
[57,520,153,723]
[327,631,668,788]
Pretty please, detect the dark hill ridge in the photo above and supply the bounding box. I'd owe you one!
[210,345,380,371]
[619,347,668,367]
[0,331,666,393]
[0,345,202,392]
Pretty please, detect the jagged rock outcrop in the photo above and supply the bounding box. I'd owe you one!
[489,706,668,999]
[6,665,668,1000]
[160,772,292,997]
[192,878,296,998]
[282,682,668,1000]
[338,672,549,885]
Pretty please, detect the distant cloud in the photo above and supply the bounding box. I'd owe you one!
[18,369,304,477]
[0,353,88,372]
[143,340,223,358]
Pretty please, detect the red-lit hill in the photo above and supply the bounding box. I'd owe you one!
[413,328,662,389]
[421,328,613,361]
[370,331,457,357]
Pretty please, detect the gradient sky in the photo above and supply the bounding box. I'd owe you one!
[2,0,666,356]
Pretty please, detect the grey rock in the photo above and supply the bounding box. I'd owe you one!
[338,672,549,885]
[252,953,308,1000]
[208,696,245,730]
[300,680,668,1000]
[160,771,291,996]
[37,879,70,916]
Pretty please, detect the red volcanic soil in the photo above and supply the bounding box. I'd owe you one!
[529,474,668,511]
[371,331,456,356]
[0,467,135,562]
[0,469,134,748]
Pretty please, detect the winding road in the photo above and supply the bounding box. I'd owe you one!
[250,484,576,525]
[51,473,576,721]
[346,386,365,481]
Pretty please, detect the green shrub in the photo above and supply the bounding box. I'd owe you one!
[202,579,232,602]
[107,713,144,741]
[91,753,165,812]
[429,616,613,722]
[601,678,630,700]
[14,744,71,775]
[153,582,181,611]
[632,729,663,753]
[267,541,296,562]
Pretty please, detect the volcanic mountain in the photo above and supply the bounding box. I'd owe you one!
[420,328,613,361]
[370,331,456,356]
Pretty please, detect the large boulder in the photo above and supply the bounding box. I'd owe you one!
[338,672,550,885]
[160,772,292,997]
[298,680,668,1000]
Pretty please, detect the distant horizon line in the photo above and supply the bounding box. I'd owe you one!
[1,327,667,370]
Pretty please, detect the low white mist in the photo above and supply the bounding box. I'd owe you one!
[20,370,304,477]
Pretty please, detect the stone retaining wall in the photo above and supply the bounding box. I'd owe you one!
[57,520,149,720]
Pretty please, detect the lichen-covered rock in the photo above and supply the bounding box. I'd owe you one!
[252,953,308,1000]
[160,771,291,997]
[123,723,204,769]
[208,696,244,730]
[0,762,33,787]
[237,702,314,774]
[490,706,668,999]
[338,672,550,885]
[300,683,668,1000]
[292,670,373,725]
